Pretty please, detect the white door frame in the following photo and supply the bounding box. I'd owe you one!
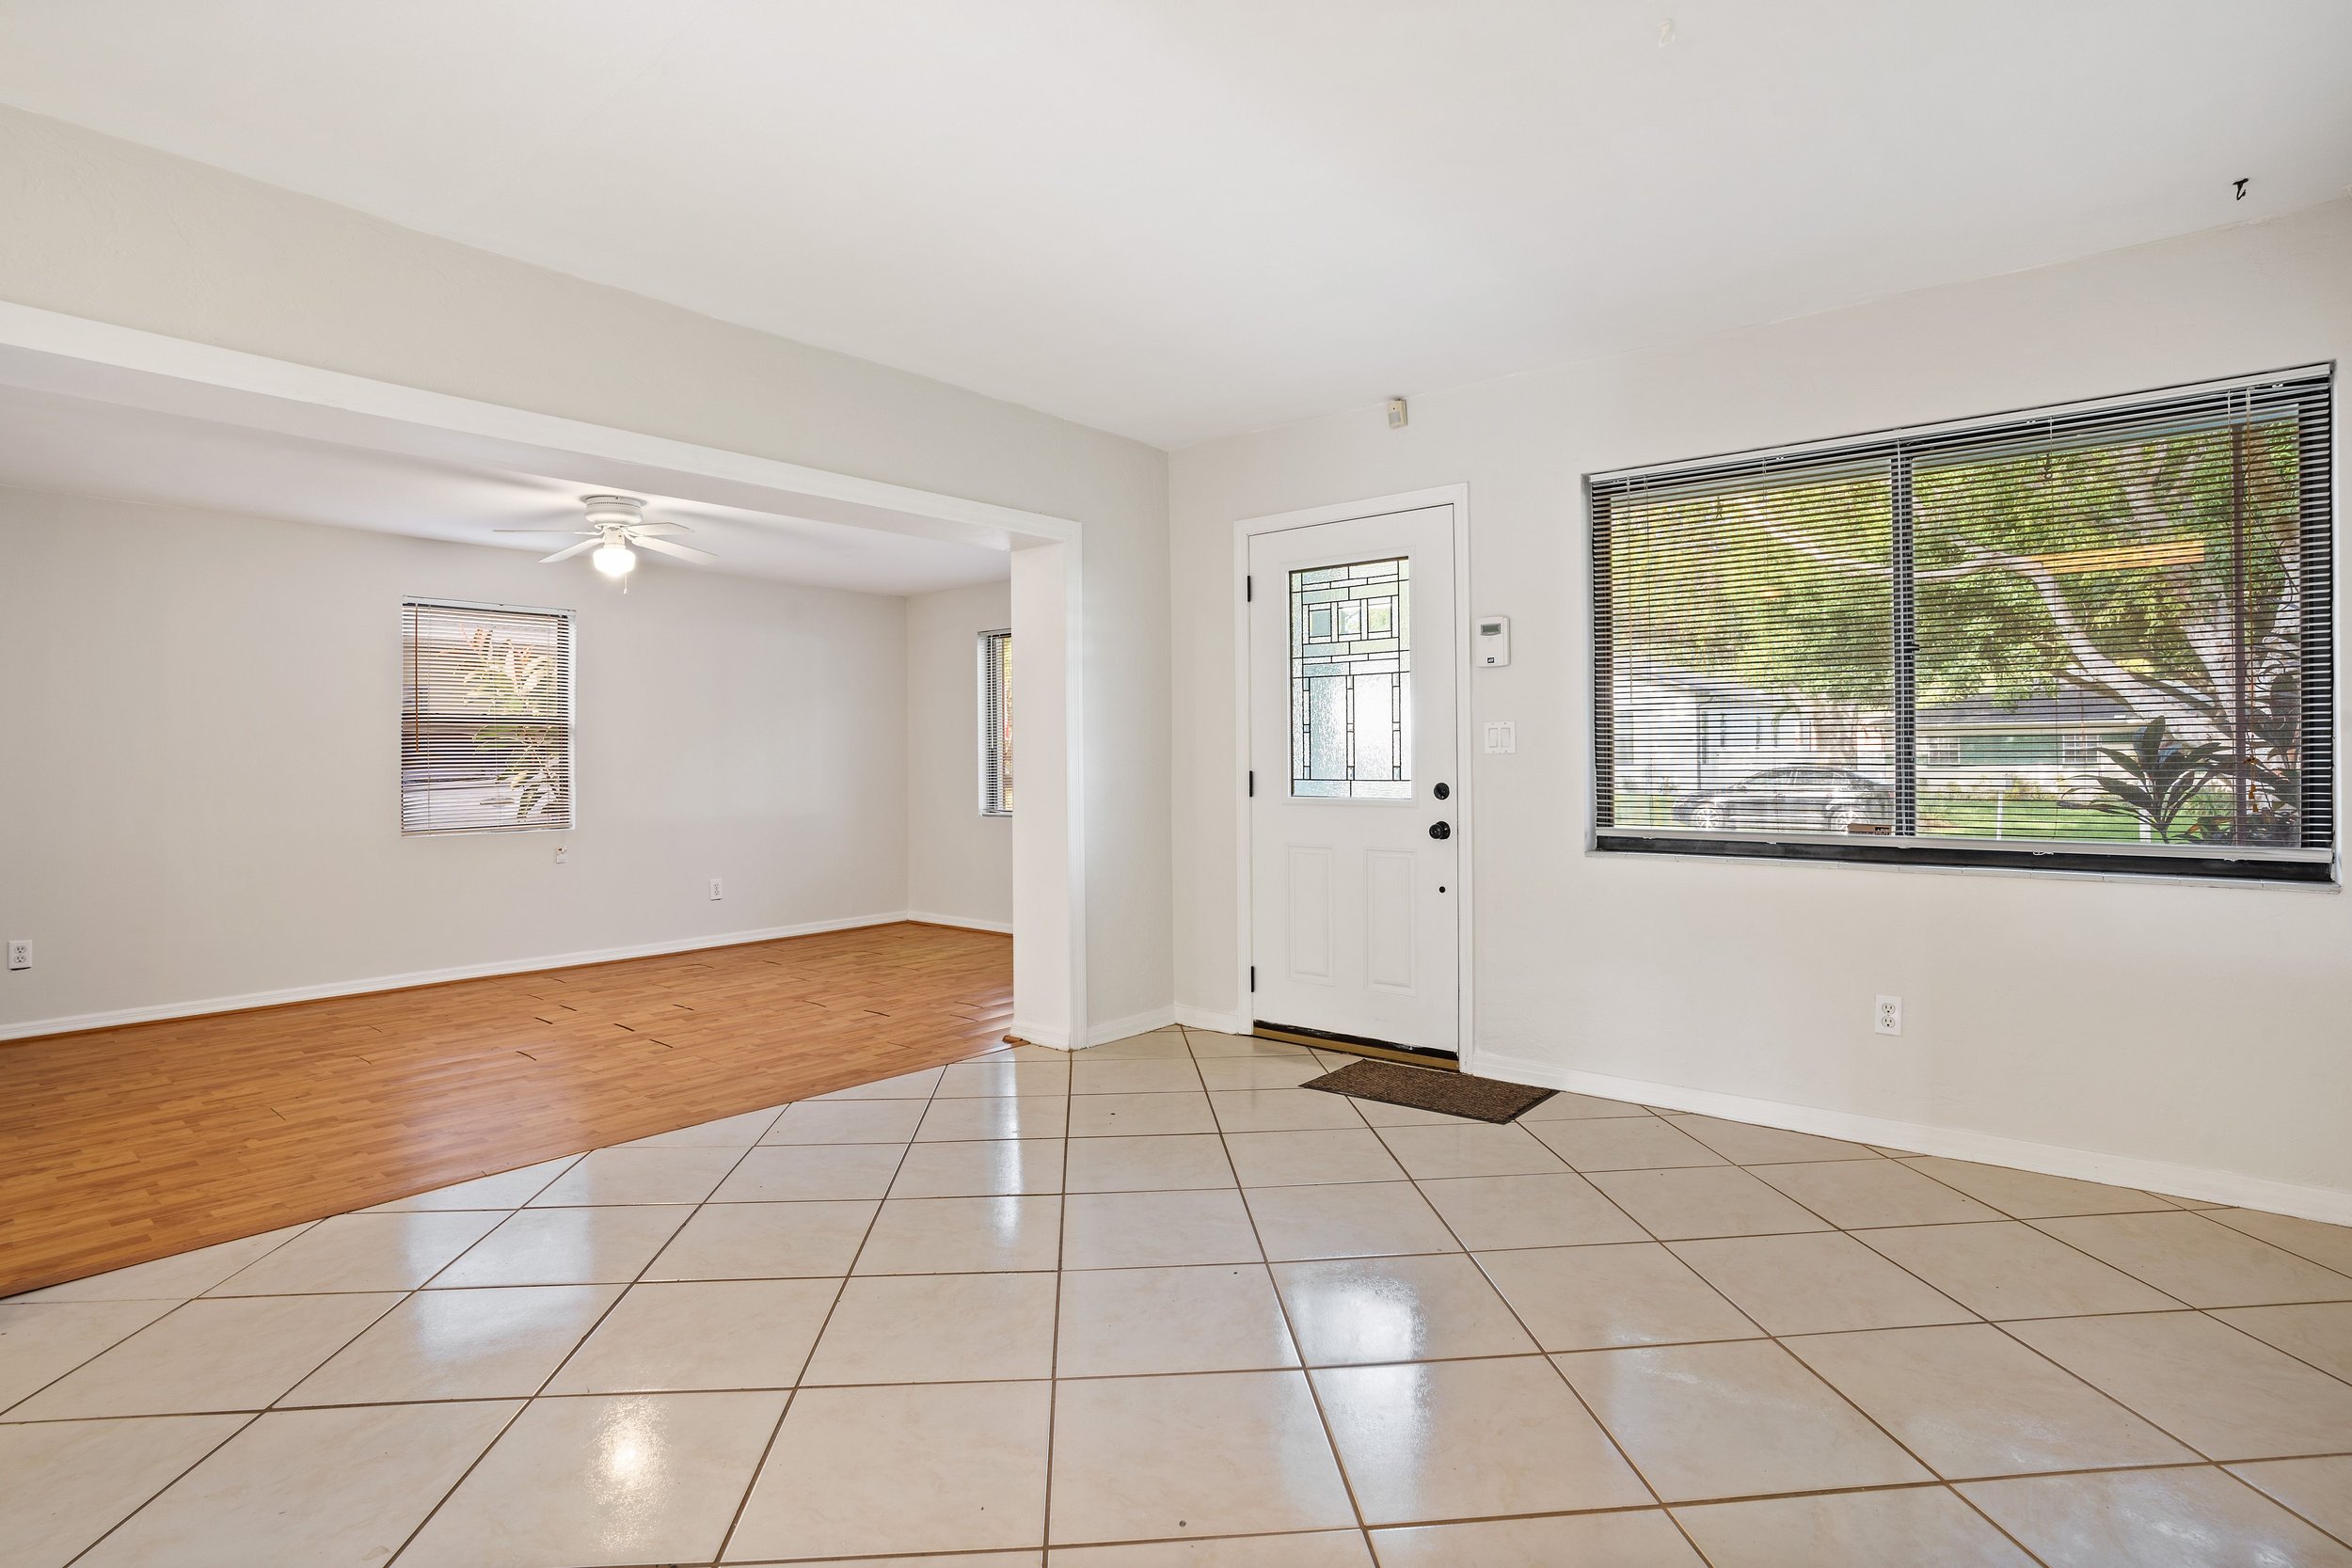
[1232,484,1476,1072]
[0,302,1090,1048]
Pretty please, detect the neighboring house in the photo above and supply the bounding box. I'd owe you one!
[1611,661,1890,800]
[1916,692,2138,791]
[1613,661,2137,802]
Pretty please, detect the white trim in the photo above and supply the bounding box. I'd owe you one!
[1477,1051,2352,1227]
[1088,1005,1179,1046]
[906,911,1015,935]
[0,303,1081,545]
[0,912,914,1044]
[1231,485,1477,1068]
[1062,537,1092,1069]
[1175,1004,1252,1036]
[1010,1006,1181,1052]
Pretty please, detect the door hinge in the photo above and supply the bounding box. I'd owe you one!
[1245,575,1252,602]
[1248,769,1254,797]
[1249,965,1256,992]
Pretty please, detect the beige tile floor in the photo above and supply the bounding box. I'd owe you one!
[6,1024,2352,1566]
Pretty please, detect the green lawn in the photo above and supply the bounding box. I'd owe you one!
[1916,794,2143,842]
[1610,786,2220,844]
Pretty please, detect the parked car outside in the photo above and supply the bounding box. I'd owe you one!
[1673,765,1894,833]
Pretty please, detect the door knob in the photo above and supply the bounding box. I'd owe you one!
[1428,821,1452,840]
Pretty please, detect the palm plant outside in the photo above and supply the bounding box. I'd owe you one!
[461,627,569,821]
[2071,718,2224,843]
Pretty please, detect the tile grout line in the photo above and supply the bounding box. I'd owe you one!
[0,1214,342,1420]
[55,1207,444,1568]
[381,1098,797,1568]
[1694,1154,2123,1560]
[1179,1025,1380,1560]
[1596,1134,2351,1560]
[1378,1094,1725,1568]
[1039,1095,1071,1559]
[1560,1132,2091,1564]
[1379,1091,2060,1564]
[708,1055,960,1565]
[1879,1155,2352,1410]
[2209,1461,2352,1555]
[21,1345,2351,1412]
[23,1344,2352,1418]
[50,1410,266,1568]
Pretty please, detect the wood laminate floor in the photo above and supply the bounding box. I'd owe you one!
[0,921,1011,1297]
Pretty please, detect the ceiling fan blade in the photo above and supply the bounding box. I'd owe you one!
[539,539,601,563]
[496,527,594,535]
[628,521,691,536]
[634,535,717,564]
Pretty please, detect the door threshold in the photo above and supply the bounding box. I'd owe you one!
[1252,1022,1459,1071]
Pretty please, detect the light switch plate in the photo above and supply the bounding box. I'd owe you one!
[1482,721,1517,754]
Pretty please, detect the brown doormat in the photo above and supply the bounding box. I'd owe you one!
[1301,1057,1556,1125]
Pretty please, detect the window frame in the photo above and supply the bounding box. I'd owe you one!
[1586,367,2336,886]
[978,627,1012,818]
[400,596,578,836]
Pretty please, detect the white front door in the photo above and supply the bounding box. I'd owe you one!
[1248,505,1459,1057]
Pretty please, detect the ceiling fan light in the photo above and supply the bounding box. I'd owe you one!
[592,541,637,577]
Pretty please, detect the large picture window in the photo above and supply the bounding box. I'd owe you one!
[1590,370,2332,881]
[401,599,576,834]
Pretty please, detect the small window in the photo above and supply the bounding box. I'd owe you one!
[979,629,1012,816]
[402,599,575,834]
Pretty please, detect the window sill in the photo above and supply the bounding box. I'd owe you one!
[1592,831,2336,888]
[401,823,575,837]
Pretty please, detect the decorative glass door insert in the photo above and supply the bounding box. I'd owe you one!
[1290,557,1412,799]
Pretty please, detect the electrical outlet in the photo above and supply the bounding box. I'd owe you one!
[708,878,723,901]
[1874,994,1902,1037]
[7,940,29,972]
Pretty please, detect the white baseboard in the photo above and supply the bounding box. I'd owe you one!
[1089,1005,1178,1046]
[0,911,914,1042]
[1002,1007,1178,1053]
[1007,1019,1072,1051]
[1475,1051,2352,1227]
[905,910,1014,935]
[1174,1004,1251,1035]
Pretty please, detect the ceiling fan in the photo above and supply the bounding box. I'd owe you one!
[498,495,715,584]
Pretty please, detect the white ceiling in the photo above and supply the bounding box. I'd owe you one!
[1,2,2348,449]
[0,386,1012,594]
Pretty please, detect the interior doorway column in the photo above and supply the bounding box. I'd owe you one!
[1009,538,1087,1048]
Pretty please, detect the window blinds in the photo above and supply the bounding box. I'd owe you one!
[401,599,576,834]
[980,628,1013,816]
[1590,370,2332,881]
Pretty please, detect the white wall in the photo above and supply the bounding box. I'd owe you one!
[0,488,910,1034]
[0,105,1170,1034]
[906,578,1012,929]
[1009,544,1080,1046]
[1170,199,2352,1211]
